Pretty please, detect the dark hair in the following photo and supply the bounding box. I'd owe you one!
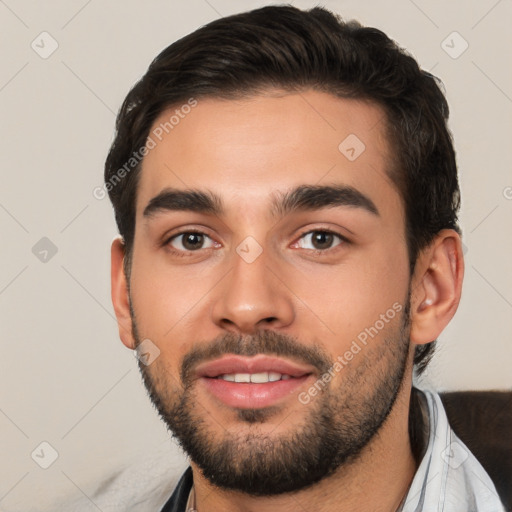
[104,5,460,375]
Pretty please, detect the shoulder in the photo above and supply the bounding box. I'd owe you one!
[49,442,188,512]
[439,389,512,508]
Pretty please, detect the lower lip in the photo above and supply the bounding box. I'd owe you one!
[199,375,312,409]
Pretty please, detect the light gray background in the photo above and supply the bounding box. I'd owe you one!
[1,0,511,510]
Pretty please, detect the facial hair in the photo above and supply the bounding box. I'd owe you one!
[131,295,411,496]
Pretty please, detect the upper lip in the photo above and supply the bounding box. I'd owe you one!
[195,355,316,378]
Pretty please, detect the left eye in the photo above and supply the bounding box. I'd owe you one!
[167,232,216,252]
[296,230,345,251]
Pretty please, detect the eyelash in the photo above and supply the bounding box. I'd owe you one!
[163,229,218,258]
[163,228,349,258]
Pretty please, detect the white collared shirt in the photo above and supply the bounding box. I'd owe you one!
[399,389,505,511]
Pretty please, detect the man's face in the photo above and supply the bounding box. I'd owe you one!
[127,90,413,494]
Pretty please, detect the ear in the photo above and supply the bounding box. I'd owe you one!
[409,229,464,346]
[111,236,136,349]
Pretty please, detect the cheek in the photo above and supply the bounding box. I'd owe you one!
[292,247,409,352]
[130,250,212,333]
[129,257,221,375]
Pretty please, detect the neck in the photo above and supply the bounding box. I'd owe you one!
[190,382,418,512]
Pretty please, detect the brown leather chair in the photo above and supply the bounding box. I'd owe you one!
[440,390,512,510]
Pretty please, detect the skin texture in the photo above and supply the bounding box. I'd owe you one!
[111,90,464,511]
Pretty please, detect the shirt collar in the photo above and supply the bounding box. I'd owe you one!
[401,387,505,511]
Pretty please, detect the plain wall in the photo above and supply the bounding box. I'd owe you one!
[1,0,511,510]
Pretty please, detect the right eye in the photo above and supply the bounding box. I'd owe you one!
[165,230,218,255]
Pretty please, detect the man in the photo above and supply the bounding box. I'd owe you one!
[105,5,506,511]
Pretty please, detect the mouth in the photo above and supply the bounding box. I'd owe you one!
[215,371,294,383]
[195,355,315,409]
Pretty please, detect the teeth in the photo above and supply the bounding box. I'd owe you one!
[250,372,269,383]
[219,372,292,383]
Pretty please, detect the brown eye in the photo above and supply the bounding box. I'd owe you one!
[296,230,346,251]
[167,231,215,253]
[311,232,334,250]
[181,233,205,250]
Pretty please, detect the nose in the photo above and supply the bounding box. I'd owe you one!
[210,247,295,335]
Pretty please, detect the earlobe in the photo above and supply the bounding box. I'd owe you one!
[111,236,136,349]
[409,230,464,346]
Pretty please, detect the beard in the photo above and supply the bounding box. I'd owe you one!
[131,295,411,497]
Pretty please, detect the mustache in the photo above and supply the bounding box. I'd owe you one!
[181,330,333,386]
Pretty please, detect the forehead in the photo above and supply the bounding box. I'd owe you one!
[136,90,401,222]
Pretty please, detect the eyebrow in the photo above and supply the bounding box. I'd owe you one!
[142,184,379,220]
